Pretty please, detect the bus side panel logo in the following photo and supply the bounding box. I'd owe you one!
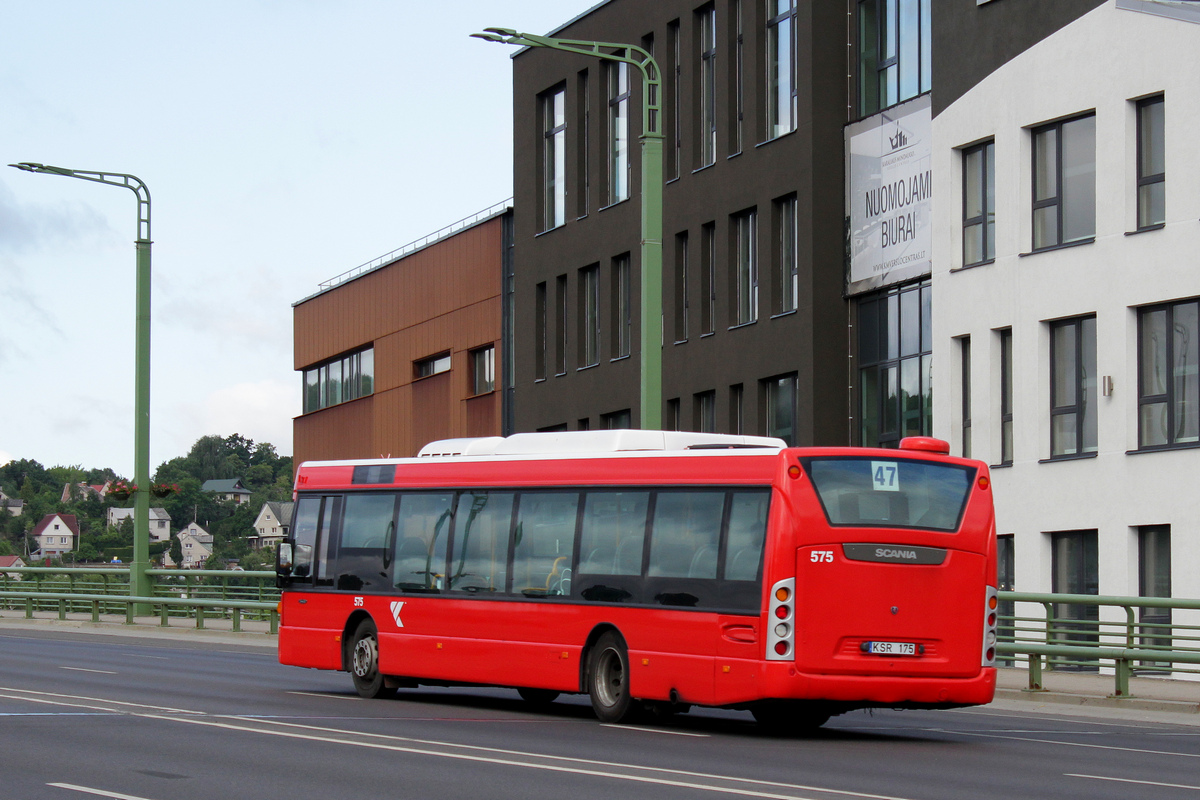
[389,601,405,628]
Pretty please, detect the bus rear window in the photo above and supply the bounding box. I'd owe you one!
[800,457,975,532]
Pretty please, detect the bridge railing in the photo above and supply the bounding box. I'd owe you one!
[0,566,279,627]
[997,590,1200,698]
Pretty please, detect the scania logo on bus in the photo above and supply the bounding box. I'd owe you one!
[842,544,947,565]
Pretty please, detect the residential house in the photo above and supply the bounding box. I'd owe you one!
[0,489,22,517]
[31,513,79,559]
[60,481,111,503]
[249,501,293,551]
[0,555,26,578]
[106,507,173,542]
[201,478,252,505]
[177,522,214,568]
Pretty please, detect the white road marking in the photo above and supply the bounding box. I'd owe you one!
[935,727,1200,759]
[60,667,118,675]
[286,690,361,701]
[600,723,709,737]
[48,783,160,800]
[1067,773,1200,791]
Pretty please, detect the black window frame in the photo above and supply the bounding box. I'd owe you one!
[1136,298,1199,450]
[1136,94,1165,231]
[1031,114,1096,252]
[961,139,995,267]
[1048,315,1097,459]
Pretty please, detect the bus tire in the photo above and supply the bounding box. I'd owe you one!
[588,632,636,723]
[517,687,560,706]
[349,619,395,699]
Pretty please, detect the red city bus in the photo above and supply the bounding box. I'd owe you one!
[276,430,997,730]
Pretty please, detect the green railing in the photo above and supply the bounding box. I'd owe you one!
[0,566,279,631]
[997,591,1200,698]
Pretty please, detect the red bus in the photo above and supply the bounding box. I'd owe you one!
[276,430,997,730]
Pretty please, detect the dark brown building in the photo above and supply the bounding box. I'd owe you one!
[292,206,513,467]
[510,0,850,445]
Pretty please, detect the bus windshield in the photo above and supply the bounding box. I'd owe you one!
[801,456,975,532]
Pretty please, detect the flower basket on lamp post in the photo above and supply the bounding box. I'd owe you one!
[108,481,137,502]
[150,482,178,499]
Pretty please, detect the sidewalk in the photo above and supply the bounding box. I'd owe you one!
[0,607,277,649]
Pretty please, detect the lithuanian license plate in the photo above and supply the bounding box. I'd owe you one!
[867,641,916,656]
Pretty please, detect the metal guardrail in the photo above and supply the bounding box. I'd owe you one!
[997,590,1200,698]
[314,198,513,293]
[0,566,279,632]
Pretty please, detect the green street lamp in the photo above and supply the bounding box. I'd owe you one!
[473,28,665,430]
[8,162,154,606]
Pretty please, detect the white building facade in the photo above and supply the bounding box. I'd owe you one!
[932,1,1199,621]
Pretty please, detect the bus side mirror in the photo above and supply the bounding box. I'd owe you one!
[276,542,293,588]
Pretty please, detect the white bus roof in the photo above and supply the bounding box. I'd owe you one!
[417,430,786,457]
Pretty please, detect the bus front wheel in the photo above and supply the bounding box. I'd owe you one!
[588,632,636,723]
[349,620,395,699]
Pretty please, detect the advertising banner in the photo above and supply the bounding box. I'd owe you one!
[845,94,932,295]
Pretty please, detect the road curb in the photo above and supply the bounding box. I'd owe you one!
[995,686,1200,715]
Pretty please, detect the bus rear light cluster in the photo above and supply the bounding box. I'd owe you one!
[982,586,999,666]
[766,578,796,660]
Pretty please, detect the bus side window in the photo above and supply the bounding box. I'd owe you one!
[291,496,322,580]
[578,491,650,576]
[450,491,514,593]
[335,493,397,592]
[724,490,769,581]
[393,492,455,591]
[315,496,341,586]
[648,491,723,579]
[512,492,580,596]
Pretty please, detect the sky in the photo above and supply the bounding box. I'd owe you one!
[0,1,591,477]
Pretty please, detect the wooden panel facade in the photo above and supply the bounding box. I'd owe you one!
[293,212,510,467]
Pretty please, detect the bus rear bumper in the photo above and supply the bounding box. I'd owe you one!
[760,665,997,708]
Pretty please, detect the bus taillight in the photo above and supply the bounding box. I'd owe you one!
[982,586,999,667]
[766,578,796,661]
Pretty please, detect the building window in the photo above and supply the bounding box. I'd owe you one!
[674,231,689,342]
[1137,299,1198,449]
[555,274,568,375]
[542,86,566,231]
[1032,114,1095,251]
[1049,316,1097,457]
[1050,529,1099,666]
[302,346,375,414]
[858,281,932,447]
[608,61,631,204]
[701,222,716,334]
[731,0,744,153]
[962,140,995,266]
[668,20,682,180]
[857,0,931,116]
[699,5,717,167]
[730,384,744,434]
[775,195,798,314]
[999,328,1014,465]
[601,409,632,429]
[579,265,599,368]
[414,352,451,379]
[612,255,631,359]
[577,71,590,218]
[1136,95,1165,230]
[1137,524,1172,670]
[767,0,796,139]
[996,534,1015,665]
[470,346,495,395]
[960,336,971,459]
[733,209,758,326]
[764,374,797,446]
[694,390,716,433]
[668,398,681,431]
[535,282,547,381]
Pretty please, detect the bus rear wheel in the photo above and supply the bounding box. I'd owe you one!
[349,620,395,699]
[588,632,637,723]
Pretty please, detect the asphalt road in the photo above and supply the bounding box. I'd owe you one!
[1,628,1198,800]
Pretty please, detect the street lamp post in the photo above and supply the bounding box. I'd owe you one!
[473,28,664,430]
[8,162,154,606]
